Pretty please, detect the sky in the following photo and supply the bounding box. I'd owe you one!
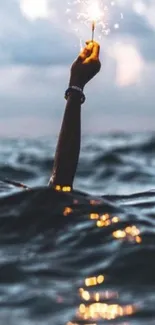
[0,0,155,137]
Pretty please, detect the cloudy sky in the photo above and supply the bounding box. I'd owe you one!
[0,0,155,136]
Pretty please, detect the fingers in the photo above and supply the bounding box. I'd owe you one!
[78,42,94,61]
[92,42,100,59]
[77,41,100,68]
[86,41,100,60]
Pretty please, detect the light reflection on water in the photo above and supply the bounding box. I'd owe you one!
[89,211,142,244]
[0,135,155,325]
[67,275,137,324]
[64,203,142,325]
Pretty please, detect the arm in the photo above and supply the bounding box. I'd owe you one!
[49,41,101,190]
[49,92,81,189]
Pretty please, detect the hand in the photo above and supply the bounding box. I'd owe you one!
[69,41,101,90]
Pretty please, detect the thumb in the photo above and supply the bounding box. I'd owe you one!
[85,41,94,50]
[79,43,93,61]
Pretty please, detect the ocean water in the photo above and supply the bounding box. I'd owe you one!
[0,133,155,325]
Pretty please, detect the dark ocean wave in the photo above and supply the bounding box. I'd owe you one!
[0,133,155,324]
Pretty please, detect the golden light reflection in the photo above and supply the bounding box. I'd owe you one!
[97,220,105,227]
[63,207,73,216]
[79,288,119,301]
[97,275,104,284]
[89,211,142,244]
[136,236,142,244]
[85,277,97,287]
[89,213,121,229]
[77,302,136,320]
[100,213,110,221]
[62,186,72,192]
[113,230,126,239]
[125,226,140,236]
[66,209,140,325]
[85,275,104,287]
[90,214,99,220]
[113,226,142,244]
[112,216,119,223]
[67,273,137,324]
[82,291,91,301]
[79,288,119,302]
[55,185,71,192]
[55,185,61,191]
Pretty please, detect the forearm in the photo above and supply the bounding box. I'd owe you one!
[48,41,101,190]
[49,92,81,189]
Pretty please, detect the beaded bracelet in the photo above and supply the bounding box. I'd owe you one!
[65,86,86,104]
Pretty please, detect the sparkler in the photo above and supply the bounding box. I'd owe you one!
[86,2,103,41]
[67,0,124,41]
[92,20,95,41]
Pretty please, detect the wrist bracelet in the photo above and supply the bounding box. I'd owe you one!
[65,86,86,104]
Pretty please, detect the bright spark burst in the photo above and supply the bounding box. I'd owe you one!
[77,1,104,24]
[66,0,124,39]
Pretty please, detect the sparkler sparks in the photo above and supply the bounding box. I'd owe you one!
[20,0,124,41]
[83,2,104,40]
[86,2,103,22]
[66,0,124,40]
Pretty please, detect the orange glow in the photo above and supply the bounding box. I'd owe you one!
[55,185,71,192]
[136,236,142,243]
[80,289,119,302]
[112,216,120,223]
[113,230,126,239]
[100,214,110,221]
[131,226,140,236]
[71,276,137,324]
[79,304,86,313]
[104,220,111,227]
[77,302,136,320]
[89,210,142,244]
[95,293,100,302]
[85,277,97,287]
[85,275,104,287]
[125,226,140,236]
[55,185,61,191]
[97,220,105,227]
[63,207,73,216]
[81,291,91,301]
[113,225,142,243]
[90,214,99,220]
[91,214,121,228]
[97,275,104,284]
[62,186,72,192]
